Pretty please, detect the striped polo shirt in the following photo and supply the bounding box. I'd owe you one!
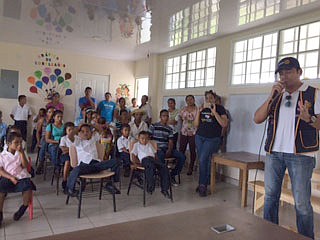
[149,122,174,150]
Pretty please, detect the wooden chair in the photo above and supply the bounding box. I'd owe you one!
[65,142,116,218]
[127,140,173,206]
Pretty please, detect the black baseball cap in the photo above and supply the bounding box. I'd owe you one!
[275,57,301,74]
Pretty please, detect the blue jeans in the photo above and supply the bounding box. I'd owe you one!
[67,159,120,191]
[39,138,48,163]
[48,144,61,167]
[195,135,221,186]
[157,148,186,176]
[264,152,315,239]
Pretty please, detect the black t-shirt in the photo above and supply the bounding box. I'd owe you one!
[196,104,226,138]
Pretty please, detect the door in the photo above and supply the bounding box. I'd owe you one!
[75,72,110,120]
[135,77,149,106]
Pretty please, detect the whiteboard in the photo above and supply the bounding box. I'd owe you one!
[227,94,269,155]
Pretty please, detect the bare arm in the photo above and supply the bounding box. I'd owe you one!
[45,131,59,144]
[0,167,18,184]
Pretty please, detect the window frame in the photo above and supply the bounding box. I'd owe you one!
[231,19,320,86]
[164,46,217,90]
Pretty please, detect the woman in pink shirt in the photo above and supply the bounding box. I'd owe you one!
[179,95,199,175]
[46,92,64,112]
[0,131,36,226]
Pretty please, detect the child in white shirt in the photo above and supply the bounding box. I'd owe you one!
[66,124,120,197]
[59,122,77,193]
[117,124,132,177]
[131,131,170,198]
[0,132,36,225]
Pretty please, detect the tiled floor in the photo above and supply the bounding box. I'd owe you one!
[0,157,319,240]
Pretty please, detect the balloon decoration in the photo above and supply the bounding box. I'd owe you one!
[30,0,76,45]
[28,52,73,100]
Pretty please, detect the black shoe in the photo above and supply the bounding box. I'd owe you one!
[161,190,170,199]
[35,163,44,175]
[105,183,121,194]
[187,171,192,176]
[0,212,3,227]
[198,185,207,197]
[171,176,178,187]
[67,189,79,198]
[13,205,28,221]
[61,181,67,190]
[124,168,131,177]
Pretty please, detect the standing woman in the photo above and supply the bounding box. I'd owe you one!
[139,95,152,126]
[46,110,64,167]
[46,92,64,112]
[194,90,228,197]
[167,98,180,149]
[179,95,198,175]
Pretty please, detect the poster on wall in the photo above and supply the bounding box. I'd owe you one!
[27,52,73,101]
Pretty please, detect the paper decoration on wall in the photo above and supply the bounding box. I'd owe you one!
[28,52,73,100]
[35,52,66,67]
[119,16,134,38]
[30,0,76,44]
[115,83,130,103]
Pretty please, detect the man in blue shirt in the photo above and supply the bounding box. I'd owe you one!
[78,87,97,119]
[97,92,116,124]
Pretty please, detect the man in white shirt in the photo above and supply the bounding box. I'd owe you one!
[10,95,32,141]
[254,57,320,239]
[66,124,120,197]
[129,109,148,140]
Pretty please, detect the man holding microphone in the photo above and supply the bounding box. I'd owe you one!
[254,57,320,239]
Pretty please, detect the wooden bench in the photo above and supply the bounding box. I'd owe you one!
[249,181,320,214]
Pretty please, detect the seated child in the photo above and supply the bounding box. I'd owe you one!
[100,128,113,160]
[131,131,170,198]
[31,108,46,153]
[0,111,8,151]
[117,124,132,177]
[59,122,76,193]
[0,132,36,225]
[66,124,120,197]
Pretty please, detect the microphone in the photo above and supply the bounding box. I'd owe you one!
[271,73,280,99]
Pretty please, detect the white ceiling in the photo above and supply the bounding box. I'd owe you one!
[1,0,320,61]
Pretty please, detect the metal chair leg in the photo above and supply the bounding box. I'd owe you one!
[127,169,135,195]
[112,178,116,212]
[78,179,83,218]
[143,171,146,207]
[99,178,103,200]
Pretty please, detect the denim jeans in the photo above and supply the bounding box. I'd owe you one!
[157,148,186,176]
[264,152,315,239]
[119,152,131,168]
[48,144,61,167]
[195,135,221,186]
[67,159,120,191]
[39,138,48,163]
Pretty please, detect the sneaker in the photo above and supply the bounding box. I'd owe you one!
[67,189,79,198]
[13,205,28,221]
[105,183,121,194]
[198,185,207,197]
[161,190,170,199]
[171,176,178,187]
[124,168,131,177]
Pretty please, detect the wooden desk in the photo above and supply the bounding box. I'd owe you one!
[34,205,308,240]
[211,151,265,207]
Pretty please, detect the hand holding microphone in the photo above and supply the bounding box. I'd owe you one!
[270,80,285,100]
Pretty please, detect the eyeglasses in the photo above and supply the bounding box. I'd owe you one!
[285,95,292,107]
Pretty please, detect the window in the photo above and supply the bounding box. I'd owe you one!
[139,11,152,44]
[286,0,318,9]
[238,0,280,25]
[169,0,220,47]
[232,20,320,85]
[232,32,278,84]
[279,21,320,79]
[165,47,216,89]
